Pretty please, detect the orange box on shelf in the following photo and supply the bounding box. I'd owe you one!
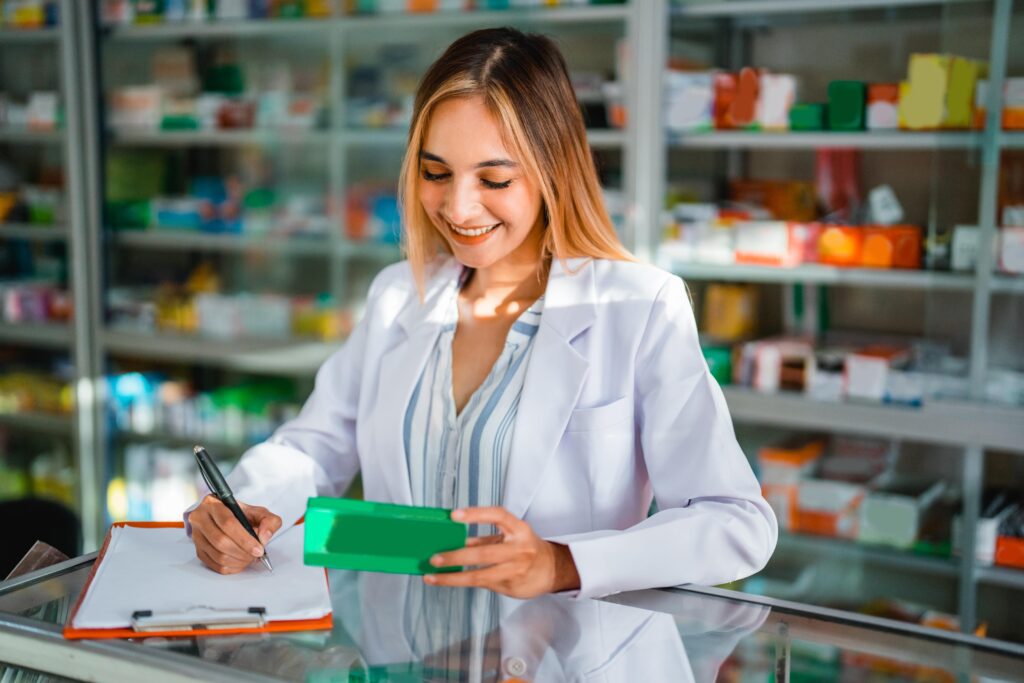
[758,436,826,532]
[713,72,737,130]
[995,536,1024,569]
[729,180,818,222]
[860,225,923,269]
[793,478,865,539]
[818,225,863,266]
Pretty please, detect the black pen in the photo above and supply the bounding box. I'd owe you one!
[193,445,273,573]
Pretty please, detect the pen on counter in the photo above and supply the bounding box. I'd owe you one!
[193,445,274,573]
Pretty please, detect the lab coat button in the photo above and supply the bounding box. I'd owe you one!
[503,656,527,677]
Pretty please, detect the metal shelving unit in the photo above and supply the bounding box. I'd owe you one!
[0,1,100,550]
[777,532,959,579]
[659,0,1024,640]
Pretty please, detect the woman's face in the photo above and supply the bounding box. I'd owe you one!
[418,96,544,271]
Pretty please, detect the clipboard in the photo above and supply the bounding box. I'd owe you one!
[64,522,333,640]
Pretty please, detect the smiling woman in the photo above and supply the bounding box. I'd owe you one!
[186,27,776,609]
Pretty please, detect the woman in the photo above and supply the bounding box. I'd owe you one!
[188,27,777,600]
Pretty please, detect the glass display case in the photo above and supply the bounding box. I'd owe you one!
[2,553,1023,682]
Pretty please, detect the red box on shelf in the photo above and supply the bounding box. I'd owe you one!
[995,536,1024,569]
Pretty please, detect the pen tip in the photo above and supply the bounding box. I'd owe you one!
[193,445,203,455]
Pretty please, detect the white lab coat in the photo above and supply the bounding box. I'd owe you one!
[213,256,778,599]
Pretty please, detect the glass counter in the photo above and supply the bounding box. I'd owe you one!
[2,554,1023,683]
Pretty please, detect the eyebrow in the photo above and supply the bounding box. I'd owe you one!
[419,150,518,169]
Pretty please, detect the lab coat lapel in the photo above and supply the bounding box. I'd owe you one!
[504,258,596,519]
[373,258,462,506]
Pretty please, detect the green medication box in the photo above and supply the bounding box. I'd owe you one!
[304,497,467,575]
[827,81,866,130]
[789,103,827,131]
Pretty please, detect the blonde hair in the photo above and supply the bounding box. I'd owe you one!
[398,27,633,294]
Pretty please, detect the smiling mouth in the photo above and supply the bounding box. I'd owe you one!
[448,222,501,237]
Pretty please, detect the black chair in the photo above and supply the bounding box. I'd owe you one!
[0,498,81,580]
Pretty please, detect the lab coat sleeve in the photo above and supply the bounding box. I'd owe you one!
[550,276,778,599]
[183,277,378,537]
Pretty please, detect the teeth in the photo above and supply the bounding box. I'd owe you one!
[450,222,499,237]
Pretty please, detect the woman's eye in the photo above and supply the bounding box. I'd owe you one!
[421,169,450,182]
[482,179,513,190]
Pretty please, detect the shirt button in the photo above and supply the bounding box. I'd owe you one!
[503,656,528,678]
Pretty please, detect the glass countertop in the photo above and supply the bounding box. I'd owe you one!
[1,554,1022,683]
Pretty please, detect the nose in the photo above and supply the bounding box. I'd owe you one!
[444,178,483,226]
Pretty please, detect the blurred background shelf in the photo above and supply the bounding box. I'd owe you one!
[338,127,626,148]
[672,0,988,18]
[0,27,60,42]
[777,531,958,578]
[667,262,978,290]
[0,412,73,436]
[0,129,65,144]
[667,131,982,150]
[721,387,1024,454]
[975,566,1024,590]
[108,129,333,147]
[0,322,72,348]
[0,223,69,242]
[111,230,333,256]
[101,329,338,376]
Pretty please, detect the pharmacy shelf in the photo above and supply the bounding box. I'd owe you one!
[111,230,331,256]
[103,4,629,41]
[778,531,958,578]
[672,0,986,18]
[338,4,631,30]
[721,387,1024,454]
[338,127,626,148]
[990,275,1024,294]
[102,329,338,376]
[0,129,64,144]
[116,429,251,459]
[668,131,981,150]
[1002,133,1024,150]
[0,27,60,43]
[0,411,73,435]
[0,322,72,348]
[108,128,333,148]
[666,260,976,291]
[112,229,402,260]
[103,16,335,40]
[975,566,1024,591]
[0,223,69,242]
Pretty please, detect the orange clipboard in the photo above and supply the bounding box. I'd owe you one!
[63,521,333,640]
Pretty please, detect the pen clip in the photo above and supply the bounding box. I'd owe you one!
[194,447,219,499]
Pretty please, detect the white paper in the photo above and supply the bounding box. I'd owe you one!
[72,525,330,629]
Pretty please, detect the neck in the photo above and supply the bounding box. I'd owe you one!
[462,226,549,304]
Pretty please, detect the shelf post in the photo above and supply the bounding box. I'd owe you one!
[625,0,668,261]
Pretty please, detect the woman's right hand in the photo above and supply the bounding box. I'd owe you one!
[188,495,283,574]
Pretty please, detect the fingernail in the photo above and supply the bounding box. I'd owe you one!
[424,575,436,584]
[430,555,442,566]
[252,546,264,557]
[451,509,465,520]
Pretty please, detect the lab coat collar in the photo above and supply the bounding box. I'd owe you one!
[378,255,598,512]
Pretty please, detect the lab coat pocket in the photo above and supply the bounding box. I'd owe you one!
[565,396,632,433]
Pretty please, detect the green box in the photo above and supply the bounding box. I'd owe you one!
[789,103,827,131]
[827,81,866,131]
[304,497,467,575]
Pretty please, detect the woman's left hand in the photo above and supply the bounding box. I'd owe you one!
[425,506,581,599]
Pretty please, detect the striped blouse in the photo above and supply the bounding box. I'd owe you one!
[403,271,543,520]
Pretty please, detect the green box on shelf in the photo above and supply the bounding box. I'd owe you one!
[827,81,866,130]
[304,497,467,575]
[702,346,733,386]
[789,103,827,131]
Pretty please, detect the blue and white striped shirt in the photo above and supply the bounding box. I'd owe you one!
[403,272,543,519]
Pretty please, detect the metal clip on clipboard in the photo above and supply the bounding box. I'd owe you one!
[130,606,267,632]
